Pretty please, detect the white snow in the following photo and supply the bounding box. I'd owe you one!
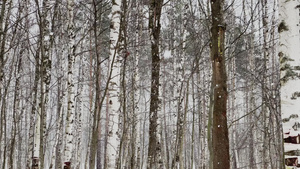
[285,144,300,153]
[44,35,50,41]
[163,50,172,59]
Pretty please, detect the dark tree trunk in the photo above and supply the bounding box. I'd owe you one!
[210,0,230,168]
[147,0,163,169]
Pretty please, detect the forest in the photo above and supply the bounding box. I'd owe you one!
[0,0,294,168]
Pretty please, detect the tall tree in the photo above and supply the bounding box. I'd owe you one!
[172,1,188,168]
[89,1,103,168]
[279,0,294,168]
[26,2,40,168]
[64,0,76,168]
[147,0,163,168]
[0,2,12,167]
[31,0,53,168]
[106,0,122,168]
[209,0,230,168]
[39,0,52,168]
[131,2,142,168]
[49,2,64,168]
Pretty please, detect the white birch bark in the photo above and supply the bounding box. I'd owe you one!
[279,0,300,168]
[31,48,41,169]
[134,4,142,168]
[50,47,66,169]
[261,1,271,167]
[33,106,41,168]
[0,1,10,168]
[64,0,75,168]
[173,2,187,168]
[106,0,122,168]
[179,13,188,169]
[32,0,52,168]
[25,0,38,167]
[39,0,52,168]
[229,56,239,168]
[75,54,83,169]
[11,45,23,169]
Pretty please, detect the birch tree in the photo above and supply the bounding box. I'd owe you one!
[279,0,298,168]
[172,1,188,168]
[132,2,142,168]
[39,0,52,168]
[31,46,41,169]
[49,1,65,168]
[30,0,53,168]
[106,0,122,168]
[64,0,75,168]
[89,1,103,168]
[0,1,12,167]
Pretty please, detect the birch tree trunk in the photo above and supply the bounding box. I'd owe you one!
[95,1,103,168]
[9,51,20,169]
[132,3,141,168]
[261,0,270,167]
[74,55,83,169]
[172,3,188,168]
[0,2,12,167]
[210,0,230,168]
[248,1,257,167]
[32,50,41,169]
[88,1,105,168]
[52,56,64,169]
[64,0,76,168]
[1,56,13,169]
[106,0,122,168]
[270,1,284,167]
[48,1,63,167]
[8,2,27,168]
[26,6,40,169]
[28,52,36,167]
[118,1,129,166]
[0,0,11,99]
[39,0,52,168]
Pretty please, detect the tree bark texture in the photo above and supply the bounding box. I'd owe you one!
[106,0,122,168]
[147,0,163,169]
[64,0,75,168]
[210,0,230,168]
[39,0,52,168]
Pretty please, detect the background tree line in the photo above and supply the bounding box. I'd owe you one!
[0,0,284,168]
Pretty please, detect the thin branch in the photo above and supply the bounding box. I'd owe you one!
[229,104,263,128]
